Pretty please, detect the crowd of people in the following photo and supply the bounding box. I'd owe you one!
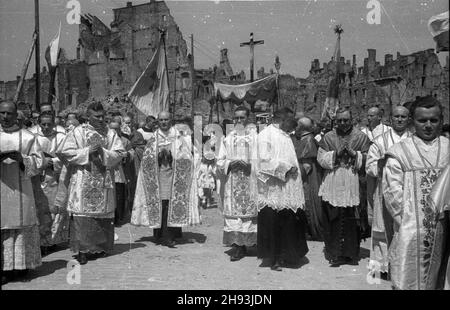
[1,95,449,290]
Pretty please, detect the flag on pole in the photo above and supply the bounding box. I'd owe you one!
[45,22,61,106]
[128,36,169,118]
[45,21,61,69]
[322,25,343,120]
[428,11,449,53]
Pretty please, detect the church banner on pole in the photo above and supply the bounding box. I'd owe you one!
[128,36,169,118]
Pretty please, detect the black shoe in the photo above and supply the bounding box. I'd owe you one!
[329,257,345,267]
[14,269,29,277]
[163,239,176,248]
[90,252,107,259]
[1,275,8,285]
[230,246,244,261]
[271,261,282,271]
[259,258,274,267]
[346,258,359,266]
[77,252,88,265]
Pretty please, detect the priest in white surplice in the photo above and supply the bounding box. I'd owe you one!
[383,96,449,290]
[366,105,412,278]
[1,101,44,284]
[361,107,391,142]
[255,110,308,271]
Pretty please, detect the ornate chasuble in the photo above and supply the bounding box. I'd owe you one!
[217,127,258,219]
[1,128,43,229]
[131,127,194,228]
[59,124,125,217]
[384,136,449,290]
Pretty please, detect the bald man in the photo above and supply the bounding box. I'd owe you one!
[366,105,412,278]
[361,107,391,141]
[1,101,43,283]
[132,111,197,247]
[293,117,324,241]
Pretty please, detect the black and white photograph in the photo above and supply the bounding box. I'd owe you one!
[0,0,449,293]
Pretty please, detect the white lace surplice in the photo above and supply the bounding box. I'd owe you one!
[255,124,305,212]
[317,147,363,208]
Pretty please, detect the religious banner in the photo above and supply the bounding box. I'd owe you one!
[128,36,169,118]
[322,25,343,120]
[45,22,61,105]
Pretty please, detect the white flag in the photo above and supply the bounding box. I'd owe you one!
[47,21,61,67]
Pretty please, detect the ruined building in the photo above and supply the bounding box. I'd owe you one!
[1,0,193,118]
[288,48,449,123]
[77,0,192,118]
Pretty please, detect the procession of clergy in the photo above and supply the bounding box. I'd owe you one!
[1,94,449,290]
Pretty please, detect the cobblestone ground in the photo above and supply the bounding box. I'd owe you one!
[2,207,391,290]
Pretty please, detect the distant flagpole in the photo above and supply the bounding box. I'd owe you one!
[45,21,61,105]
[35,0,41,111]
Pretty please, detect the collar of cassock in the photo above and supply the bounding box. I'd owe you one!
[0,123,21,133]
[300,131,313,138]
[142,126,153,133]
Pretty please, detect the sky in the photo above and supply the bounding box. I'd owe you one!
[0,0,448,82]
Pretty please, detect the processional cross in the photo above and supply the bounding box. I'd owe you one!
[240,33,264,82]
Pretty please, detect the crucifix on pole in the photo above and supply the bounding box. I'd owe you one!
[240,33,264,82]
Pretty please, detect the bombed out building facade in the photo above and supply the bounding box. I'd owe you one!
[275,48,449,124]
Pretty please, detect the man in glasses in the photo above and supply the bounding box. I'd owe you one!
[317,107,371,266]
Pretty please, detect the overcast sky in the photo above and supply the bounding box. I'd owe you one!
[0,0,448,82]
